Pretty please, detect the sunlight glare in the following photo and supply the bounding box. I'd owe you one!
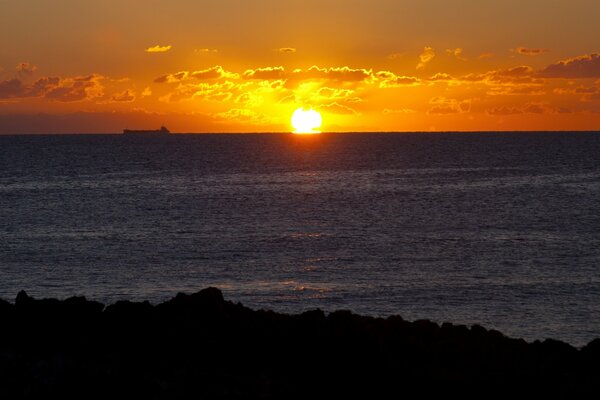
[291,108,322,134]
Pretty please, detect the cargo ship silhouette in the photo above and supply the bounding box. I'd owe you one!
[123,126,170,135]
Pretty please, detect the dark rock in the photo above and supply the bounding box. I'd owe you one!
[62,296,104,314]
[581,337,600,353]
[0,287,599,398]
[15,290,33,306]
[104,300,153,316]
[0,298,13,314]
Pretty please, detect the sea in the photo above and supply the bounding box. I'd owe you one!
[1,131,599,346]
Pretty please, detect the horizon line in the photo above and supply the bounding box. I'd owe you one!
[1,130,600,137]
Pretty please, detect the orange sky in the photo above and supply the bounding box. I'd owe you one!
[1,0,600,133]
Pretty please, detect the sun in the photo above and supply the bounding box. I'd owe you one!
[291,107,322,134]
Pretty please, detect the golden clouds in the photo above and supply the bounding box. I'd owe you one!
[275,48,297,53]
[213,108,270,125]
[376,71,420,88]
[111,89,135,102]
[154,66,239,84]
[0,74,104,102]
[540,53,600,78]
[382,108,416,114]
[301,66,373,82]
[417,47,435,70]
[428,97,471,115]
[160,80,237,103]
[513,47,547,56]
[486,86,545,96]
[46,75,104,102]
[461,66,540,85]
[191,66,239,80]
[316,87,357,101]
[487,103,571,115]
[158,65,419,88]
[243,67,286,80]
[16,62,37,77]
[136,53,600,130]
[145,45,172,53]
[242,66,375,83]
[195,48,218,54]
[446,48,466,61]
[235,92,263,107]
[553,83,600,102]
[4,49,600,132]
[319,102,359,115]
[154,72,188,84]
[428,73,455,82]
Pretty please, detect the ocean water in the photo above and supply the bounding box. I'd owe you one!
[1,132,599,346]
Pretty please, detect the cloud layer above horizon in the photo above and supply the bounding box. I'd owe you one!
[1,0,599,133]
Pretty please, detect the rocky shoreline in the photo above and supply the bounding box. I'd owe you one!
[1,287,598,398]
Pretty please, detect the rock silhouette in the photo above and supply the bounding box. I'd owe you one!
[0,288,599,398]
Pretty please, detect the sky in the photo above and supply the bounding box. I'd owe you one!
[1,0,600,133]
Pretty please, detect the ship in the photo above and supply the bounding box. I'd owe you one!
[123,126,170,135]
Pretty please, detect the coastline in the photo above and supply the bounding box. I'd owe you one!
[1,288,598,398]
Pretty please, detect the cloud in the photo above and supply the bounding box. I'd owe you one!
[44,74,104,102]
[462,65,541,85]
[234,92,263,107]
[16,62,37,77]
[319,102,359,115]
[242,65,375,84]
[478,52,494,59]
[553,82,600,101]
[111,89,136,102]
[243,66,286,80]
[160,81,236,103]
[141,87,152,97]
[486,102,571,115]
[585,93,600,101]
[522,103,546,114]
[427,97,471,115]
[196,91,232,102]
[213,108,270,125]
[255,79,286,92]
[145,45,172,53]
[299,66,374,82]
[316,87,356,101]
[446,48,466,61]
[275,47,296,53]
[28,77,61,96]
[376,71,421,88]
[195,48,218,54]
[382,108,416,114]
[417,47,435,70]
[539,53,600,78]
[0,74,103,102]
[428,73,455,82]
[497,65,535,78]
[486,86,546,96]
[387,53,405,60]
[159,65,381,90]
[154,71,189,83]
[0,78,26,98]
[513,47,547,56]
[190,65,238,80]
[486,106,523,116]
[155,66,238,83]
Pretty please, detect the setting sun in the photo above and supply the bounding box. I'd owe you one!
[291,108,322,134]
